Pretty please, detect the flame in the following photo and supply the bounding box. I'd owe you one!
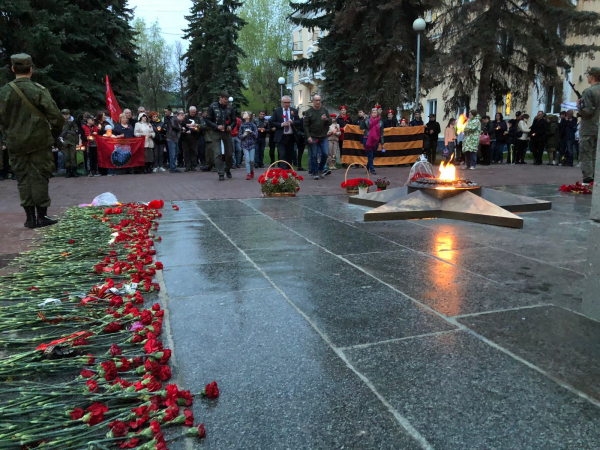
[438,155,456,181]
[456,113,467,134]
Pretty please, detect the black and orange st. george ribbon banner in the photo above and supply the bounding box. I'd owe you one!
[341,125,425,166]
[96,136,145,169]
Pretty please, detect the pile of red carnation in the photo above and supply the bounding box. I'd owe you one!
[258,168,303,196]
[559,181,594,194]
[409,172,434,184]
[341,178,374,189]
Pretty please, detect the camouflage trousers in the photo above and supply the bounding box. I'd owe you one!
[63,144,78,169]
[11,148,54,207]
[579,135,597,179]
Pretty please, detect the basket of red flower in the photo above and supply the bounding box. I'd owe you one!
[341,163,373,194]
[258,160,304,197]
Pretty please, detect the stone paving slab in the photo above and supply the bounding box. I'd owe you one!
[457,306,600,401]
[344,331,600,449]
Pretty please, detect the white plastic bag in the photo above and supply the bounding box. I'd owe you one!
[91,192,119,206]
[406,155,435,185]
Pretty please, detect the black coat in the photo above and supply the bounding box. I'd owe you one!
[530,117,547,142]
[383,118,398,128]
[271,106,301,143]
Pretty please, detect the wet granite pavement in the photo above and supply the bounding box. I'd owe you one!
[157,185,600,449]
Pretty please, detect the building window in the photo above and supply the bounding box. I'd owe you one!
[427,99,437,117]
[298,90,303,105]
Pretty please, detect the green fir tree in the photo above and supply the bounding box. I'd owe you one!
[0,0,141,114]
[433,0,600,117]
[287,0,436,112]
[183,0,247,110]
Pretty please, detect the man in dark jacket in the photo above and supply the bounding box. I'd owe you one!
[563,109,578,167]
[206,91,236,181]
[409,111,424,126]
[0,53,64,228]
[271,96,301,168]
[424,114,440,164]
[254,110,268,168]
[336,106,352,161]
[181,106,201,171]
[164,106,182,173]
[303,94,332,179]
[529,110,547,165]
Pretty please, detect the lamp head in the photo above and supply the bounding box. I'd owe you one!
[413,18,426,32]
[278,77,286,85]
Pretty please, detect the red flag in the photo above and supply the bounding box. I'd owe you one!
[96,136,145,169]
[105,75,122,123]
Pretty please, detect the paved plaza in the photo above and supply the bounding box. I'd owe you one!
[156,187,599,449]
[1,164,599,448]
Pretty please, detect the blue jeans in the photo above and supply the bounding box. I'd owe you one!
[366,151,375,172]
[466,151,477,168]
[254,137,266,166]
[307,144,316,174]
[565,139,575,166]
[232,137,242,166]
[309,139,329,174]
[167,140,178,170]
[492,140,506,163]
[243,147,255,174]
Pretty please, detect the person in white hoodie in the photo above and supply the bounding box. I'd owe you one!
[134,113,155,173]
[516,113,530,164]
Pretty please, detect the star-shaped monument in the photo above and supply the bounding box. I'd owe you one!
[349,185,552,229]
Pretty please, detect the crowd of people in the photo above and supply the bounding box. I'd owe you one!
[2,77,598,186]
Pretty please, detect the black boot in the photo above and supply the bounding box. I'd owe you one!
[73,168,79,178]
[24,206,36,228]
[65,169,73,178]
[36,207,58,227]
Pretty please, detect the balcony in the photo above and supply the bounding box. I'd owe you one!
[292,41,303,56]
[298,69,315,85]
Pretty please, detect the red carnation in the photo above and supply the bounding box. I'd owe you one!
[150,420,161,435]
[184,409,194,427]
[109,420,129,437]
[203,381,219,399]
[154,262,163,270]
[109,296,123,308]
[120,438,140,449]
[159,349,172,364]
[86,380,99,393]
[68,239,75,244]
[172,205,179,211]
[86,402,109,426]
[152,303,161,311]
[70,408,84,420]
[140,309,153,325]
[272,178,279,185]
[80,369,95,378]
[163,406,179,422]
[104,321,123,333]
[118,357,131,372]
[110,343,122,356]
[101,360,118,381]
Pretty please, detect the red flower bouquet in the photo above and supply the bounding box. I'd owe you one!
[341,178,373,194]
[559,181,593,194]
[258,164,303,197]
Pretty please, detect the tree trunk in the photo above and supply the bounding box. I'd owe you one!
[476,54,494,117]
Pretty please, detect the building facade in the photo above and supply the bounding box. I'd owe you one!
[290,11,326,114]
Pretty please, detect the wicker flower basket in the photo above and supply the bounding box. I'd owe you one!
[342,163,370,194]
[259,160,302,197]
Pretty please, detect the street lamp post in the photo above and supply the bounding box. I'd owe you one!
[278,77,286,99]
[413,18,426,112]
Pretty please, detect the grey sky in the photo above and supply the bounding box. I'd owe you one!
[128,0,191,47]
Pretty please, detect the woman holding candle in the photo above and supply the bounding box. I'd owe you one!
[82,116,100,177]
[134,113,156,173]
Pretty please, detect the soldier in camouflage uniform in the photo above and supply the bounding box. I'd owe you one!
[0,54,64,228]
[577,67,600,185]
[199,107,214,171]
[0,128,5,180]
[59,109,80,178]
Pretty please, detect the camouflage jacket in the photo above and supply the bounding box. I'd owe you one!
[60,120,80,146]
[579,83,600,136]
[0,77,64,155]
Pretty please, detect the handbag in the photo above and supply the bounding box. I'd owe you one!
[442,146,450,157]
[479,133,490,146]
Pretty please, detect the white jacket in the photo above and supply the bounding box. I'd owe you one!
[518,120,530,141]
[134,122,155,148]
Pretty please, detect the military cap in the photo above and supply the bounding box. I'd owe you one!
[10,54,33,70]
[61,109,70,115]
[586,67,600,77]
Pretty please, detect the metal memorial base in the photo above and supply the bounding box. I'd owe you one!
[350,186,552,229]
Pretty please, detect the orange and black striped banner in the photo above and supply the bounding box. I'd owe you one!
[341,125,424,166]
